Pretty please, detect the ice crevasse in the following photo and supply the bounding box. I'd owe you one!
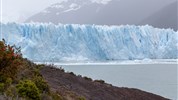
[0,23,177,62]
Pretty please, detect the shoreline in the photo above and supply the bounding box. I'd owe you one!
[34,59,178,65]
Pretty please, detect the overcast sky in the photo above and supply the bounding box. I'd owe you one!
[0,0,65,22]
[0,0,176,22]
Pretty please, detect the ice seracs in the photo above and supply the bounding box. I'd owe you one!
[0,23,177,62]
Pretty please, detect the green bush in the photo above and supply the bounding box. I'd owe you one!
[33,68,41,77]
[5,85,17,97]
[0,75,6,83]
[36,64,45,70]
[16,80,40,100]
[5,78,12,86]
[78,96,86,100]
[33,76,49,93]
[0,83,5,93]
[51,93,63,100]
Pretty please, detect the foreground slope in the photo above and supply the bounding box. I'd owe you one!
[40,66,169,100]
[1,23,177,62]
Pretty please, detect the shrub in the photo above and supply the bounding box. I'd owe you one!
[78,96,86,100]
[94,80,105,84]
[5,85,17,97]
[68,72,75,76]
[4,78,12,89]
[0,40,22,80]
[0,40,22,69]
[16,80,40,100]
[59,67,65,72]
[5,78,12,86]
[0,75,6,83]
[33,76,49,93]
[36,64,45,70]
[0,83,5,93]
[33,68,42,77]
[51,93,63,100]
[78,75,82,77]
[83,76,92,81]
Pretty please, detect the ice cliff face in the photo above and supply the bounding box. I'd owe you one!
[0,23,177,62]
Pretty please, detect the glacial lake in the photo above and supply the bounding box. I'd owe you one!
[54,63,177,100]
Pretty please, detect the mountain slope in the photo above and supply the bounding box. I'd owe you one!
[140,2,177,31]
[25,0,177,30]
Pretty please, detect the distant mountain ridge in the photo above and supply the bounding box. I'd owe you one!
[140,2,177,30]
[25,0,177,30]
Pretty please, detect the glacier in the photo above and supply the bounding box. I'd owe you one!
[0,23,177,62]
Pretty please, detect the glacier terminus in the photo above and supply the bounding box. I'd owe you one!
[0,23,177,62]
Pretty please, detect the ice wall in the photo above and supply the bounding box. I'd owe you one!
[0,23,177,62]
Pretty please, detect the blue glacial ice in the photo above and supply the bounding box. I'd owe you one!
[0,23,177,62]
